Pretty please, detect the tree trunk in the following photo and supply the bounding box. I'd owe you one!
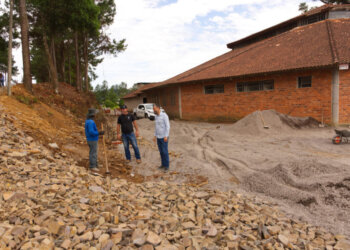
[43,34,59,94]
[50,38,57,73]
[74,31,81,92]
[84,34,89,92]
[7,0,14,96]
[59,41,66,83]
[19,0,32,92]
[68,50,71,85]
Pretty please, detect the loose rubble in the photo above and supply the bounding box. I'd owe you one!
[0,106,349,249]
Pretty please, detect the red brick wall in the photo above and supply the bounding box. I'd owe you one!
[145,86,180,118]
[339,69,350,124]
[180,70,333,123]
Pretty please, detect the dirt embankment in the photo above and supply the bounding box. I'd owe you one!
[0,84,141,182]
[134,110,350,238]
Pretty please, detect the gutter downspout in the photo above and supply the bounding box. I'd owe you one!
[327,20,339,125]
[332,69,339,125]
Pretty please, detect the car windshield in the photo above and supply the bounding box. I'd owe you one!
[145,104,153,110]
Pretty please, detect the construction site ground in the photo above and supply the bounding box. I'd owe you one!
[127,111,350,238]
[0,85,349,239]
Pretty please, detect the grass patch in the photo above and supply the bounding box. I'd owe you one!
[15,95,39,107]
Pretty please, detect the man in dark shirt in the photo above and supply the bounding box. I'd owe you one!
[117,105,141,163]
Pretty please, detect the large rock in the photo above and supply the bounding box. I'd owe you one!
[147,231,161,246]
[80,231,93,242]
[132,229,146,246]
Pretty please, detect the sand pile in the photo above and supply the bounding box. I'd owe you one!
[226,110,319,135]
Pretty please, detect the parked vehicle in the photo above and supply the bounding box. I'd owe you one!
[332,129,350,144]
[133,103,164,120]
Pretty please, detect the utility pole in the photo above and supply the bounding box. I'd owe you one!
[7,0,14,96]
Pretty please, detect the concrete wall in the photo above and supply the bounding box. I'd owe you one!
[329,10,350,19]
[178,69,334,123]
[124,97,144,112]
[339,68,350,124]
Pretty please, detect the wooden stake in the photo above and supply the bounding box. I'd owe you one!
[259,110,269,129]
[101,124,110,174]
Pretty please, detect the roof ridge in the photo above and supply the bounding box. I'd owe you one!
[326,20,339,64]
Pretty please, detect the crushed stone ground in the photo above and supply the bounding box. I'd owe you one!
[134,110,350,238]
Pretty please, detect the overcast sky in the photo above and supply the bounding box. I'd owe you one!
[9,0,323,88]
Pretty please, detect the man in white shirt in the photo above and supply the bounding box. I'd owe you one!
[153,103,170,172]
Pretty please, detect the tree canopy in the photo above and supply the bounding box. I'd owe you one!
[319,0,350,3]
[300,0,350,13]
[94,81,136,109]
[0,2,19,74]
[2,0,126,93]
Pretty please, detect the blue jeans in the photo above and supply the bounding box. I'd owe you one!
[157,138,169,169]
[87,140,98,168]
[122,133,141,160]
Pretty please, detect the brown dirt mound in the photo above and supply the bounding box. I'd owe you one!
[0,83,100,144]
[226,110,319,135]
[1,84,140,184]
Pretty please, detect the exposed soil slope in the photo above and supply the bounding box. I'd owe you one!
[0,84,139,182]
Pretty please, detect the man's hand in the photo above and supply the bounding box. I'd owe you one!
[164,137,168,142]
[117,134,121,140]
[153,136,156,144]
[135,130,139,137]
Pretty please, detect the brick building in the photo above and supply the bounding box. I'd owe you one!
[123,5,350,124]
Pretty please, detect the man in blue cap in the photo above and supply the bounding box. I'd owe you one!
[0,73,4,87]
[85,108,104,171]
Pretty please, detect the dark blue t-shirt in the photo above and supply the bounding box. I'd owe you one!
[118,114,135,134]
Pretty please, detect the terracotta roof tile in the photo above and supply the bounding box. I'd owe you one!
[123,83,160,99]
[331,19,350,63]
[228,5,328,49]
[154,19,350,88]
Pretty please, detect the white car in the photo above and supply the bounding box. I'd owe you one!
[133,103,164,120]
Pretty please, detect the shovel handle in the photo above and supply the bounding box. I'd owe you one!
[101,124,110,173]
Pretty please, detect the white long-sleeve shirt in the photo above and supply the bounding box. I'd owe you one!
[154,112,170,139]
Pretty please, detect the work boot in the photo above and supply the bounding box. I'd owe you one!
[136,159,141,164]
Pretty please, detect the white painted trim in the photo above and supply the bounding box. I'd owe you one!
[178,86,182,119]
[332,69,339,124]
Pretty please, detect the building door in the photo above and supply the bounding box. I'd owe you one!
[143,97,147,103]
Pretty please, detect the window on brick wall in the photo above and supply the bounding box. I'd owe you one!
[170,94,176,106]
[236,80,274,92]
[204,85,224,94]
[161,97,167,106]
[298,76,312,88]
[152,96,159,105]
